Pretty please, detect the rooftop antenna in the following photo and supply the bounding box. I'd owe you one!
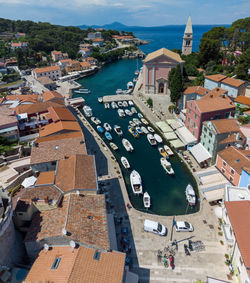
[44,244,49,253]
[70,240,76,252]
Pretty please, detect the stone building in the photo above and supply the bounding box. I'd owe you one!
[182,16,193,55]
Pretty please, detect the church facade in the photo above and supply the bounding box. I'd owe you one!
[182,16,193,55]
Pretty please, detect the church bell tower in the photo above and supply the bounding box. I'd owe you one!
[182,16,193,55]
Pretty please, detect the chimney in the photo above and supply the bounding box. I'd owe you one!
[64,155,68,159]
[210,94,213,98]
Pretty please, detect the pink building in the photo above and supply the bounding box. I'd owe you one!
[143,48,184,95]
[185,90,236,140]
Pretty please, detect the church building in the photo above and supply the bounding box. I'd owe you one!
[182,16,193,55]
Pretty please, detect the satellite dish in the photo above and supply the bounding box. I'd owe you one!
[70,240,76,249]
[44,244,49,251]
[62,228,67,235]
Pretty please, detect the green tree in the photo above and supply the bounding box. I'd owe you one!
[235,48,250,80]
[168,65,184,104]
[199,38,221,66]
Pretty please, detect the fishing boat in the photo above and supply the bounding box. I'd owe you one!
[128,100,134,106]
[147,126,155,133]
[122,138,134,152]
[130,170,142,195]
[129,121,136,127]
[104,123,112,131]
[91,117,101,125]
[158,147,168,158]
[98,97,103,103]
[131,107,137,114]
[113,125,123,136]
[135,126,143,135]
[110,142,118,151]
[123,101,128,107]
[164,145,174,156]
[138,113,143,119]
[111,101,118,109]
[116,89,123,94]
[128,126,139,138]
[125,109,132,116]
[143,192,151,208]
[105,131,112,141]
[154,134,163,143]
[141,126,149,134]
[141,118,149,125]
[75,88,90,94]
[147,134,157,146]
[127,81,134,90]
[118,101,123,108]
[133,118,141,126]
[186,184,196,206]
[118,109,125,118]
[104,103,110,109]
[121,156,130,169]
[83,105,93,117]
[97,125,104,134]
[160,158,175,175]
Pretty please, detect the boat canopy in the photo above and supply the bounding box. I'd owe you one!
[175,126,197,146]
[189,143,211,164]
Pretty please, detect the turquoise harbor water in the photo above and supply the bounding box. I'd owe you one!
[74,59,198,216]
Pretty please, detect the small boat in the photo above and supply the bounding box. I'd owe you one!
[129,121,136,127]
[147,126,155,133]
[75,88,90,94]
[104,123,112,131]
[158,147,168,158]
[104,103,110,109]
[130,170,142,195]
[122,138,134,152]
[133,77,137,83]
[131,107,137,114]
[128,100,134,106]
[125,109,132,116]
[91,117,101,125]
[118,109,125,117]
[143,192,151,208]
[83,105,93,117]
[127,81,134,90]
[128,126,139,138]
[164,145,174,156]
[116,89,123,94]
[133,118,141,126]
[134,70,139,76]
[123,101,128,107]
[118,101,123,108]
[111,101,118,109]
[121,156,130,169]
[126,89,133,94]
[105,131,112,141]
[147,134,157,146]
[110,142,118,151]
[186,184,196,206]
[138,113,143,119]
[98,97,103,103]
[160,158,175,175]
[135,126,143,135]
[141,126,149,134]
[154,134,163,143]
[114,125,123,136]
[97,125,104,134]
[141,118,149,125]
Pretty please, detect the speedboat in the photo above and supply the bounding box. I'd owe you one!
[158,147,168,158]
[164,145,174,156]
[118,101,123,108]
[138,113,143,119]
[123,101,128,107]
[104,123,112,131]
[131,107,137,114]
[128,100,134,106]
[116,89,123,94]
[75,88,90,94]
[141,118,149,125]
[121,156,130,169]
[135,126,143,135]
[133,118,141,126]
[122,138,134,152]
[128,126,139,138]
[125,109,132,116]
[110,142,118,151]
[97,125,104,134]
[143,192,151,208]
[147,134,157,146]
[91,117,101,125]
[141,126,149,134]
[114,125,123,136]
[154,134,163,143]
[83,105,93,117]
[129,121,136,127]
[147,126,155,133]
[98,97,103,103]
[186,184,196,206]
[104,103,110,109]
[118,109,125,118]
[160,158,174,175]
[111,101,118,109]
[105,131,112,141]
[127,81,134,89]
[130,170,142,195]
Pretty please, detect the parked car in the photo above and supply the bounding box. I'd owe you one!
[175,221,194,232]
[144,219,167,236]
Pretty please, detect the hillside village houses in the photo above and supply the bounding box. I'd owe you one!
[32,65,62,81]
[51,50,69,62]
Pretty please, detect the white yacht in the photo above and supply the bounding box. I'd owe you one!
[114,125,123,136]
[118,101,123,108]
[121,156,130,169]
[127,81,134,89]
[129,121,136,127]
[104,103,110,109]
[130,170,142,195]
[122,138,134,152]
[104,123,112,132]
[116,89,123,94]
[111,101,118,109]
[154,134,163,143]
[109,142,118,151]
[75,88,90,94]
[160,158,174,175]
[125,109,132,116]
[186,184,196,206]
[118,109,125,118]
[164,145,174,156]
[123,101,128,107]
[143,192,151,208]
[147,134,157,146]
[98,97,103,103]
[128,100,134,106]
[141,126,149,134]
[138,113,143,119]
[91,117,101,125]
[147,126,155,133]
[83,105,93,117]
[133,118,141,126]
[141,118,149,125]
[131,107,137,114]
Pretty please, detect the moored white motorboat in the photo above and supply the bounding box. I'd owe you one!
[147,126,155,133]
[110,142,118,151]
[131,107,137,114]
[118,109,125,117]
[128,126,139,138]
[91,117,101,125]
[121,156,130,169]
[160,158,174,175]
[118,101,123,108]
[125,109,132,116]
[105,131,112,141]
[135,126,143,135]
[114,125,123,136]
[141,126,149,134]
[116,89,123,94]
[154,134,163,143]
[133,118,141,126]
[164,145,174,156]
[147,134,157,146]
[158,147,168,158]
[186,184,196,206]
[127,81,134,90]
[129,121,136,127]
[111,101,118,109]
[122,138,134,152]
[104,123,112,131]
[130,170,142,195]
[141,118,149,125]
[98,97,103,103]
[138,113,143,119]
[83,105,93,117]
[123,101,128,107]
[104,103,110,109]
[128,100,134,106]
[75,88,90,94]
[143,192,151,208]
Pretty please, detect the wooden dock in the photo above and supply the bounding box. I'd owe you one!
[102,94,134,103]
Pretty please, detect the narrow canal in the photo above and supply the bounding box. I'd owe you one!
[74,59,198,216]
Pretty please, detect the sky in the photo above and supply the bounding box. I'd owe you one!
[0,0,249,27]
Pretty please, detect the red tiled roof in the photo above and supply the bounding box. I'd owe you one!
[92,38,104,42]
[36,171,55,186]
[34,65,60,74]
[183,86,208,96]
[5,94,38,103]
[52,50,62,55]
[42,91,64,102]
[205,74,227,82]
[47,106,76,122]
[235,96,250,106]
[211,119,240,134]
[39,121,81,137]
[221,77,245,88]
[15,101,64,115]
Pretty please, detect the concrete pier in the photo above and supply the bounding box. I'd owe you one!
[102,94,133,103]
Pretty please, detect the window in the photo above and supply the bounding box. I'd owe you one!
[239,256,243,265]
[225,112,230,118]
[215,114,220,119]
[189,109,191,114]
[195,114,197,119]
[209,132,212,138]
[208,139,211,144]
[231,168,235,175]
[229,176,233,182]
[207,147,210,152]
[194,122,196,128]
[221,168,225,173]
[223,161,227,167]
[192,131,195,136]
[195,106,197,110]
[188,117,190,122]
[190,102,192,108]
[51,161,56,166]
[204,127,207,133]
[51,257,61,269]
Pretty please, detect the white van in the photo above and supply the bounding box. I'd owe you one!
[175,221,194,232]
[144,219,167,236]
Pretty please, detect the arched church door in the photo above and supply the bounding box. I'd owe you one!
[158,83,164,94]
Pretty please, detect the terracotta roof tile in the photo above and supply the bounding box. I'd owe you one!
[42,90,64,102]
[5,94,38,103]
[183,86,208,96]
[51,50,62,55]
[36,171,55,186]
[0,105,17,127]
[219,132,244,144]
[80,61,91,68]
[211,119,240,134]
[221,77,245,88]
[16,101,64,115]
[92,38,104,42]
[35,131,83,143]
[143,47,184,63]
[34,65,60,74]
[205,74,227,82]
[39,121,81,137]
[47,106,76,122]
[235,96,250,106]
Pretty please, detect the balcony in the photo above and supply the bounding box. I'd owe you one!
[19,120,48,131]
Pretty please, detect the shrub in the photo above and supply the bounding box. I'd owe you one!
[218,232,223,236]
[147,98,153,108]
[225,254,229,259]
[220,240,224,245]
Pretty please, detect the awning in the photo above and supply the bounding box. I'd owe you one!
[175,126,197,146]
[203,188,224,202]
[17,113,28,120]
[170,139,185,149]
[156,121,173,133]
[166,119,183,130]
[164,132,177,140]
[21,176,37,188]
[189,143,211,164]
